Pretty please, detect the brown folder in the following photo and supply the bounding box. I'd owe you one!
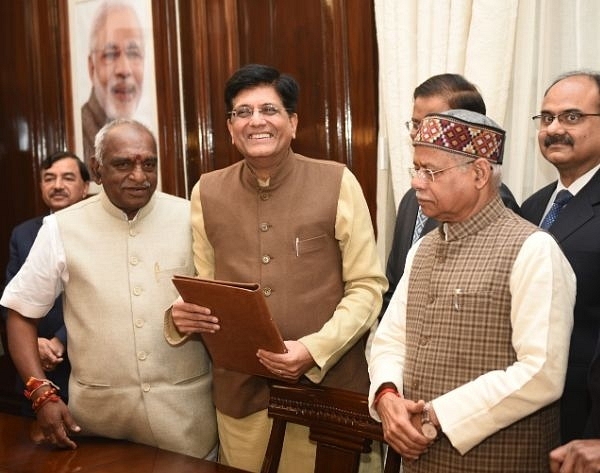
[172,275,287,379]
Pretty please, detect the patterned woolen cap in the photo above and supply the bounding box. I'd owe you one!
[413,109,506,164]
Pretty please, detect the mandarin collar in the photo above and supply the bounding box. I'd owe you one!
[439,195,506,242]
[99,189,157,222]
[241,148,295,191]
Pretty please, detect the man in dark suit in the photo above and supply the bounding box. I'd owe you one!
[2,151,90,414]
[382,74,520,315]
[549,337,600,472]
[522,70,600,444]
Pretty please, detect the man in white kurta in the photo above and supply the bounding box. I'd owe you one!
[2,119,217,458]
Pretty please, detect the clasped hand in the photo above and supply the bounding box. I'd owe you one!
[376,395,433,461]
[550,439,600,473]
[38,336,65,372]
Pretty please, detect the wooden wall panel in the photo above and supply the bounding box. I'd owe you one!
[345,0,379,218]
[176,0,379,222]
[152,0,187,197]
[0,0,71,284]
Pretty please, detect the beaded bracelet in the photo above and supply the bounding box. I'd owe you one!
[31,387,61,412]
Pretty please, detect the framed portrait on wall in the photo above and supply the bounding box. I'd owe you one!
[67,0,159,189]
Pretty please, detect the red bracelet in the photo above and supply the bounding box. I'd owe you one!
[24,376,60,400]
[31,388,60,412]
[374,387,399,406]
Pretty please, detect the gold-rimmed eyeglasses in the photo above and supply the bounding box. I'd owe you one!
[408,160,474,182]
[228,104,289,120]
[404,120,419,132]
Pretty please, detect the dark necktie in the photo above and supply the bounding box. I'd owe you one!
[540,189,573,230]
[412,206,427,244]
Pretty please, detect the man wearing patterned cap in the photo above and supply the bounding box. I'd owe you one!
[368,109,576,472]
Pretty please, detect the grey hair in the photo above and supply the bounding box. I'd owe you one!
[490,163,502,188]
[94,118,156,164]
[545,69,600,96]
[88,1,144,54]
[453,159,502,187]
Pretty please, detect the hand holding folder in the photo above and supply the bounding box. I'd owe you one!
[172,275,287,379]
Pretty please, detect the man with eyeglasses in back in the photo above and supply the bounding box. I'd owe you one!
[380,74,520,318]
[2,151,89,419]
[81,1,145,173]
[369,109,575,472]
[522,70,600,447]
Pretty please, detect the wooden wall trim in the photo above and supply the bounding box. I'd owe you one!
[57,0,74,153]
[152,0,186,197]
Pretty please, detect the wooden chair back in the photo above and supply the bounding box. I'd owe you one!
[260,383,401,473]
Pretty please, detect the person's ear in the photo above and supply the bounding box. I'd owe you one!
[472,158,491,186]
[91,156,102,184]
[290,113,298,139]
[87,54,95,81]
[226,120,235,145]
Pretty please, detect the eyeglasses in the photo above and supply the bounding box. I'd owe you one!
[227,104,288,120]
[93,45,144,65]
[404,120,419,132]
[531,111,600,128]
[408,160,474,182]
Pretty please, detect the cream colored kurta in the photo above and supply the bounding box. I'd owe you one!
[1,191,217,458]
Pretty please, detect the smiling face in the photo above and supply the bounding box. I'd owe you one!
[88,6,144,120]
[93,123,157,219]
[226,85,298,177]
[538,74,600,184]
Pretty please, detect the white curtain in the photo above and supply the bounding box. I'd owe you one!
[375,0,600,261]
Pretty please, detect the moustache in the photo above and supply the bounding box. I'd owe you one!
[110,80,138,95]
[544,134,574,147]
[49,191,68,198]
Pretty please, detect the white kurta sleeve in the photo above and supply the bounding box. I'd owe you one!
[0,215,67,318]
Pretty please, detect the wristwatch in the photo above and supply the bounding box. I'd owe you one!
[421,402,439,440]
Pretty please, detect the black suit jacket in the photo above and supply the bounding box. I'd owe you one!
[380,183,520,316]
[587,337,600,437]
[521,168,600,442]
[2,216,70,408]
